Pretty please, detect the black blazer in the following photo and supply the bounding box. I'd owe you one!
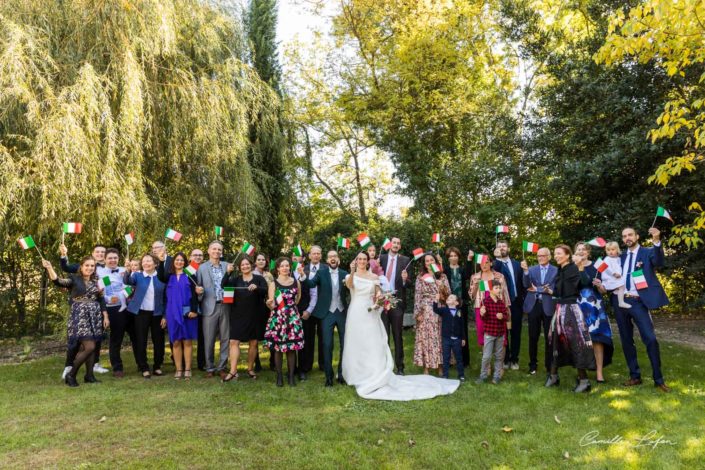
[432,303,467,340]
[440,260,473,303]
[379,253,412,310]
[553,262,591,304]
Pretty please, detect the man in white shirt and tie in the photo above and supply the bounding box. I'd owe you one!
[379,237,411,375]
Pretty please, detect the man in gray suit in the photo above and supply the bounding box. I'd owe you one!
[521,248,558,377]
[196,241,231,378]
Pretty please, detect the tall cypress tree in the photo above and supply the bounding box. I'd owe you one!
[246,0,287,256]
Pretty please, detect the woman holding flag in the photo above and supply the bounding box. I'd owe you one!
[42,256,109,387]
[413,253,451,375]
[159,252,199,380]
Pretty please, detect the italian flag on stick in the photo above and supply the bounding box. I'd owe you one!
[656,206,673,222]
[242,242,256,256]
[184,262,199,276]
[587,237,606,248]
[337,237,350,249]
[431,233,441,243]
[479,279,493,292]
[269,259,276,271]
[62,222,83,234]
[594,257,609,273]
[381,238,392,251]
[223,287,235,304]
[292,261,300,272]
[214,226,224,237]
[421,273,435,284]
[631,269,648,289]
[357,233,371,249]
[100,276,112,290]
[430,263,442,274]
[522,241,539,253]
[123,285,133,297]
[496,225,509,234]
[165,228,182,242]
[124,232,135,245]
[292,244,303,257]
[17,236,35,250]
[412,248,425,260]
[274,289,285,309]
[474,253,489,265]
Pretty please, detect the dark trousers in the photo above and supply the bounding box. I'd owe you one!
[442,337,464,378]
[107,305,133,372]
[297,316,323,374]
[613,296,664,385]
[321,310,345,380]
[504,300,523,364]
[527,302,551,373]
[132,310,165,372]
[460,304,470,367]
[65,339,101,367]
[381,306,404,370]
[197,314,205,370]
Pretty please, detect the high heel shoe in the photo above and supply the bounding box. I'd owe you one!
[65,375,79,387]
[222,372,238,383]
[288,375,296,387]
[184,370,191,381]
[174,370,183,380]
[276,372,284,387]
[84,375,100,384]
[247,370,257,380]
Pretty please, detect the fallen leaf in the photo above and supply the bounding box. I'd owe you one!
[98,416,106,423]
[377,439,384,445]
[408,439,416,448]
[554,415,561,424]
[563,452,570,460]
[481,441,489,449]
[502,426,513,433]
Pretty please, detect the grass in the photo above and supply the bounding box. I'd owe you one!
[1,328,704,469]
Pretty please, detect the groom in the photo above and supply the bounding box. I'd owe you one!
[300,250,349,387]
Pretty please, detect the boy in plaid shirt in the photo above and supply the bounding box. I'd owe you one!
[476,282,511,384]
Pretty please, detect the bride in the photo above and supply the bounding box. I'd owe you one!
[342,251,459,400]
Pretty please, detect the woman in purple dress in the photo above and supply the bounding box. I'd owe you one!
[160,252,199,380]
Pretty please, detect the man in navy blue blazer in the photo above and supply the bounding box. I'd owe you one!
[492,240,526,370]
[521,248,558,377]
[601,226,670,392]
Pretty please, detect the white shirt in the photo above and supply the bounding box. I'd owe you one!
[97,266,127,311]
[140,271,158,311]
[329,268,343,313]
[293,269,318,313]
[309,263,321,278]
[624,245,641,296]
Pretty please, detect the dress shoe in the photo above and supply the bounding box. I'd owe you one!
[65,375,79,387]
[218,370,227,380]
[397,368,405,376]
[276,372,284,387]
[205,371,215,378]
[623,378,643,387]
[298,372,307,381]
[84,375,100,384]
[656,383,671,393]
[113,371,125,378]
[545,375,560,387]
[337,376,346,385]
[573,379,591,393]
[325,378,333,387]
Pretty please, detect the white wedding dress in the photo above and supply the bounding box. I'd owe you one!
[342,275,460,401]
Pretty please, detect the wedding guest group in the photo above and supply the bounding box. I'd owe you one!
[43,226,670,394]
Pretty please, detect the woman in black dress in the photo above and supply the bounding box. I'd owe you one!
[43,256,109,387]
[544,244,595,393]
[221,256,268,382]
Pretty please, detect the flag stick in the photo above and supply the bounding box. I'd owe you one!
[61,229,65,246]
[650,215,658,228]
[126,244,130,263]
[34,245,45,260]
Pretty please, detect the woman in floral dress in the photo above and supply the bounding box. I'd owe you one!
[413,254,451,375]
[264,257,303,387]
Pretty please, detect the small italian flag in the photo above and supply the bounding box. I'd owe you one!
[631,269,648,290]
[100,276,112,289]
[292,244,303,257]
[381,238,392,251]
[479,279,493,292]
[242,242,256,256]
[17,236,35,250]
[269,259,276,271]
[522,241,539,253]
[223,287,235,304]
[337,237,350,249]
[474,253,489,265]
[214,226,224,237]
[165,228,182,241]
[184,261,199,276]
[496,225,510,234]
[62,222,83,234]
[430,263,442,274]
[412,248,425,260]
[594,257,609,273]
[292,261,300,272]
[123,285,133,297]
[587,237,606,248]
[431,233,441,243]
[124,232,135,245]
[357,233,371,248]
[656,206,673,222]
[421,273,435,284]
[274,289,285,309]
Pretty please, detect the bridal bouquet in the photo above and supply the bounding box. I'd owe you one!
[369,292,400,312]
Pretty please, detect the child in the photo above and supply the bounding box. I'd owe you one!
[433,294,467,381]
[603,241,631,309]
[476,282,510,384]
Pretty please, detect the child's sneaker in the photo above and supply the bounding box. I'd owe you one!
[492,377,501,385]
[459,376,466,382]
[475,377,486,385]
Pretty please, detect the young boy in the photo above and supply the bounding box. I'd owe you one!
[433,294,467,381]
[477,282,510,384]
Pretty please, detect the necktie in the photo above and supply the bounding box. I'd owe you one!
[626,251,634,291]
[504,261,516,299]
[386,256,396,283]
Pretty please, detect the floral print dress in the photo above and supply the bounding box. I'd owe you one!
[413,273,451,369]
[264,279,304,352]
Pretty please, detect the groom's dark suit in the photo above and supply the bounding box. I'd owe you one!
[379,252,411,372]
[303,265,349,382]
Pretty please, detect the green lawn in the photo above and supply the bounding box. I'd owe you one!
[1,329,704,469]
